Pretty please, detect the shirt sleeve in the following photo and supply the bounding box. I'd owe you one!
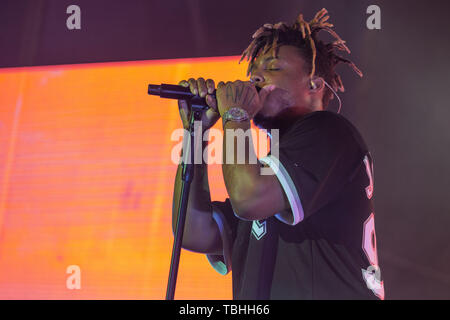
[205,198,239,275]
[260,111,365,226]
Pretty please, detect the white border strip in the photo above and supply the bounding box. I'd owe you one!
[260,155,304,225]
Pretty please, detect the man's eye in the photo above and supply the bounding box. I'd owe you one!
[266,68,280,71]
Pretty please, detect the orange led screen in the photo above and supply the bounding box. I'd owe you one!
[0,56,252,299]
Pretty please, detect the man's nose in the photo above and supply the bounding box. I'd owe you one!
[250,74,265,87]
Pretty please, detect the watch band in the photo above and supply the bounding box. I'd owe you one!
[222,107,250,127]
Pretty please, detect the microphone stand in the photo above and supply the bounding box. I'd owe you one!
[166,101,206,300]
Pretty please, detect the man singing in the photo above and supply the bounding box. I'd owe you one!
[173,8,385,300]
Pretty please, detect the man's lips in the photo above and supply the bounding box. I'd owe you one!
[261,84,277,92]
[258,84,277,103]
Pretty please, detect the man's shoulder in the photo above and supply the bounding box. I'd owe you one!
[295,110,356,131]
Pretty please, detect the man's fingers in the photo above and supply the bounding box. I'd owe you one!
[204,79,218,111]
[178,80,189,120]
[188,78,198,95]
[177,99,190,128]
[197,77,207,97]
[206,94,218,112]
[178,99,189,115]
[206,79,215,94]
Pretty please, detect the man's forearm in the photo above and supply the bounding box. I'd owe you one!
[222,120,263,214]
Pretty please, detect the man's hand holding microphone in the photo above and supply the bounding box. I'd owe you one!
[177,78,220,130]
[177,77,273,129]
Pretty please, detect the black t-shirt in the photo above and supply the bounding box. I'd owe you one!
[206,111,385,300]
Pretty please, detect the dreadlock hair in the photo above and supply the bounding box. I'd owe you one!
[239,8,363,107]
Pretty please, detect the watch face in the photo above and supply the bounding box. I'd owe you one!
[230,108,244,118]
[228,107,248,120]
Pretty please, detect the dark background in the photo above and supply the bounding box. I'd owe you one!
[1,0,449,299]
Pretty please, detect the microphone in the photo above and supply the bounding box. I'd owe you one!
[148,83,261,109]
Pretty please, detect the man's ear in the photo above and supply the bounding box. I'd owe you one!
[309,77,325,91]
